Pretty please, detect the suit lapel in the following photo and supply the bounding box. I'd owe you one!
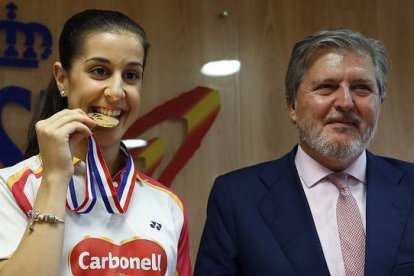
[258,149,330,276]
[365,153,413,275]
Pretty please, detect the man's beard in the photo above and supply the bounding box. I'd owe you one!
[296,111,378,164]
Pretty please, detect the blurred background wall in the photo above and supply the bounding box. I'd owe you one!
[1,0,414,266]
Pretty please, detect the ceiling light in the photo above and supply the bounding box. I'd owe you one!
[122,139,148,149]
[200,59,241,77]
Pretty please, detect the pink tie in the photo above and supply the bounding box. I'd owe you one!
[328,173,365,276]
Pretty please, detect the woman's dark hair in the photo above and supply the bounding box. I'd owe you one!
[25,9,150,158]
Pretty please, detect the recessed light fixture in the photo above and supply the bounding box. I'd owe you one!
[200,59,241,77]
[122,139,148,149]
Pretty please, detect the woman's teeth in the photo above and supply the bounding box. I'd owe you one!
[95,107,121,117]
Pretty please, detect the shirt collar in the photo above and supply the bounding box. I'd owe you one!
[295,145,367,188]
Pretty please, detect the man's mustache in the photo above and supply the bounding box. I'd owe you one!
[324,112,361,126]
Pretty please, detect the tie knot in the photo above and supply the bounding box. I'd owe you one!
[328,173,349,190]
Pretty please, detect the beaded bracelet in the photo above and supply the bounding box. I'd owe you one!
[27,210,64,231]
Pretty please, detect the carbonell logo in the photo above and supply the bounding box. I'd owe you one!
[70,237,167,275]
[78,252,162,270]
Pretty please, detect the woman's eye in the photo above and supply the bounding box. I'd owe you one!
[124,71,141,82]
[91,67,109,77]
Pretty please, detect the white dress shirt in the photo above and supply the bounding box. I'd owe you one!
[294,146,367,276]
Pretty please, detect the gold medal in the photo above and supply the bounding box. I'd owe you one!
[87,112,119,128]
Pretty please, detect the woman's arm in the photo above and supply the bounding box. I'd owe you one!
[0,109,96,275]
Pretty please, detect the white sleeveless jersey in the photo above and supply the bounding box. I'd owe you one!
[0,155,192,275]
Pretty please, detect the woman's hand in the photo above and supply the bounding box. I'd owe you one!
[35,108,97,180]
[0,109,97,276]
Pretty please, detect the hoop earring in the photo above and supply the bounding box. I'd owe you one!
[59,90,67,97]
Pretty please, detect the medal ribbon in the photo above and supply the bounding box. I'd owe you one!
[66,135,137,213]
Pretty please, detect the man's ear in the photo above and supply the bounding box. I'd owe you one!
[289,98,297,123]
[53,62,67,91]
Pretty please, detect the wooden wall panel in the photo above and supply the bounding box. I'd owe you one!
[1,0,414,266]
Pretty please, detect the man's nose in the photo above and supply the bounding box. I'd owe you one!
[334,86,355,110]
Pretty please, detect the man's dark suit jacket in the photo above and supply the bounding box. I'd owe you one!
[195,147,414,275]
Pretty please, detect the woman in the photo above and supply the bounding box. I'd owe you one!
[0,9,191,275]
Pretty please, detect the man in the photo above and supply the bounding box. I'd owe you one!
[195,28,414,275]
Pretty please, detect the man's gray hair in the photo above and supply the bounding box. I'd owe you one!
[285,28,388,104]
